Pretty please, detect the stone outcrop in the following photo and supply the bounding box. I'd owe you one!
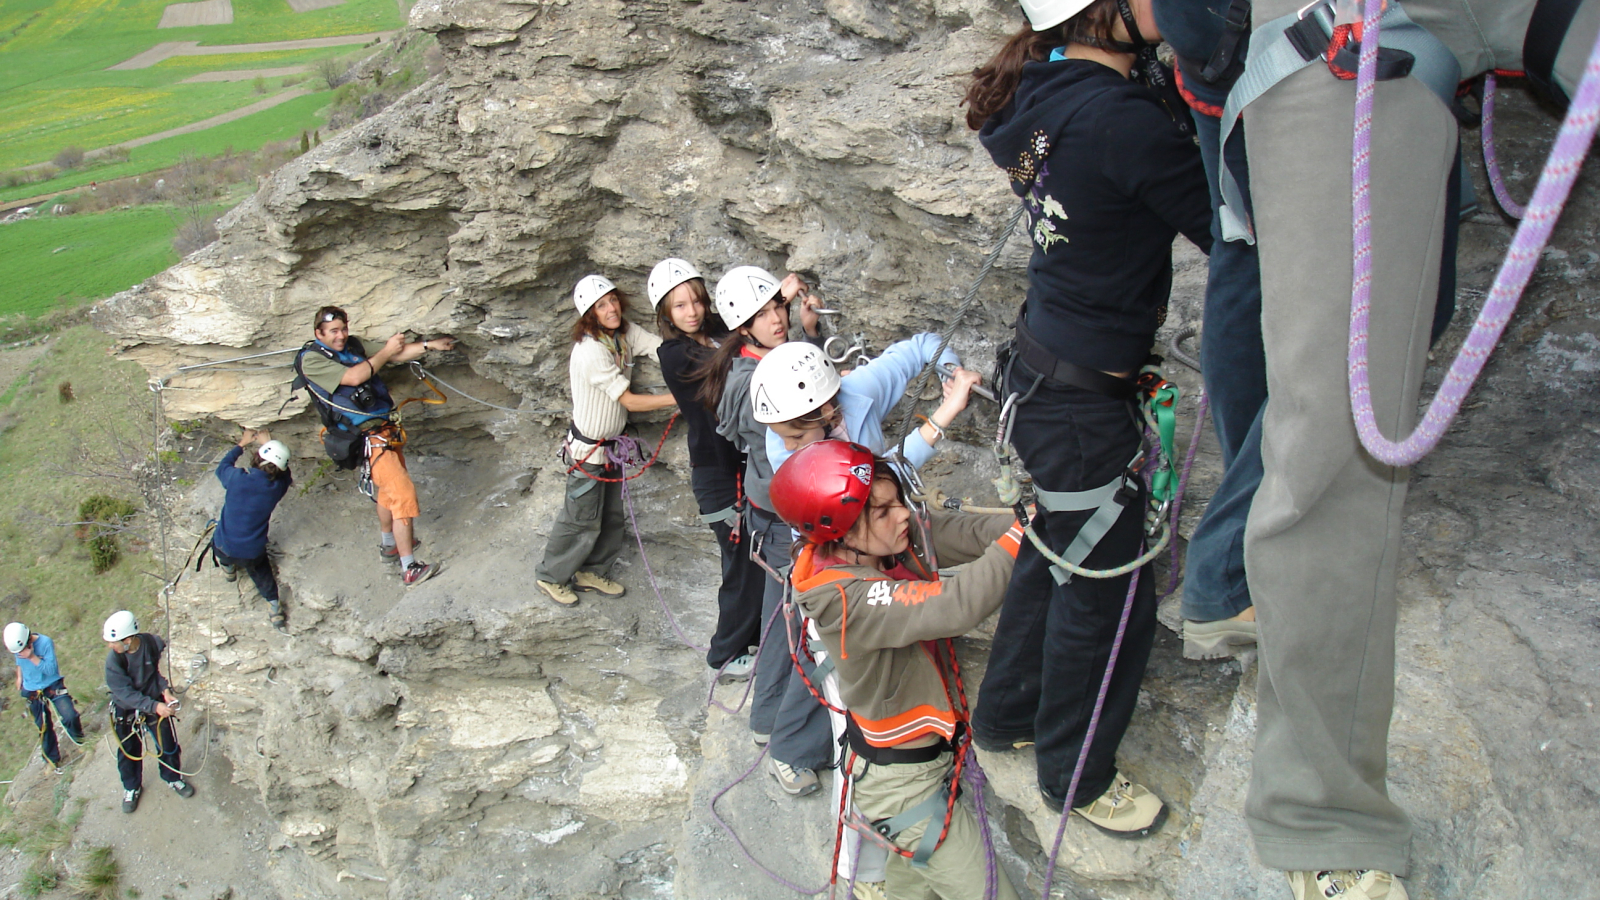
[88,1,1598,898]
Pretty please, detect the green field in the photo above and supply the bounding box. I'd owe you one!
[0,327,171,779]
[0,89,332,204]
[0,0,401,171]
[0,206,184,316]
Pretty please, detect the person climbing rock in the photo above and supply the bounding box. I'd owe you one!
[103,611,192,813]
[7,622,85,773]
[535,275,676,608]
[651,258,764,682]
[210,428,293,631]
[962,0,1211,837]
[297,306,456,587]
[694,264,830,797]
[775,440,1023,900]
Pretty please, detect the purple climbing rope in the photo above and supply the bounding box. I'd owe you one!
[609,435,710,654]
[1481,73,1528,219]
[1349,7,1600,467]
[961,750,1002,900]
[708,741,830,897]
[1040,567,1140,900]
[1161,389,1210,602]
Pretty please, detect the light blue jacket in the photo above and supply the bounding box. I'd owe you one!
[766,333,960,474]
[16,634,63,692]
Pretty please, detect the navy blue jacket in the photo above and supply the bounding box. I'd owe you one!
[213,446,291,560]
[980,59,1211,374]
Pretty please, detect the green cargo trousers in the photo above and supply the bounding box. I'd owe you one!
[535,463,625,586]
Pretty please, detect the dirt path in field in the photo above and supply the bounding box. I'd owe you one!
[178,64,310,83]
[119,87,312,150]
[108,31,395,70]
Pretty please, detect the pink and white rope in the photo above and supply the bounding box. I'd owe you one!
[1349,7,1600,467]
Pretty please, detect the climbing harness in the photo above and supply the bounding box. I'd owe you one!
[562,414,678,482]
[1347,6,1600,467]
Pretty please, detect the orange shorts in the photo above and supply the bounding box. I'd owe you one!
[366,438,420,519]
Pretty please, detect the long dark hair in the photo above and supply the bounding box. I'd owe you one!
[962,2,1122,129]
[571,288,634,343]
[656,278,728,344]
[691,332,752,410]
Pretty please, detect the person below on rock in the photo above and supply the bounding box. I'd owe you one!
[298,306,456,587]
[210,428,293,631]
[961,0,1212,837]
[651,258,764,683]
[6,622,86,773]
[691,264,828,797]
[750,339,981,896]
[775,440,1024,900]
[103,610,192,813]
[535,275,677,607]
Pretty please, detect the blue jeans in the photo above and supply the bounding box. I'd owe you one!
[1181,109,1266,624]
[26,682,83,765]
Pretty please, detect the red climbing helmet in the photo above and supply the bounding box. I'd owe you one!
[770,440,877,543]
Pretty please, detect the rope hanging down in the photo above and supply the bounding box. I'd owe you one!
[893,203,1028,440]
[1348,9,1600,467]
[1481,73,1528,219]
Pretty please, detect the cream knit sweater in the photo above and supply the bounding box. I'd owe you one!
[566,321,663,463]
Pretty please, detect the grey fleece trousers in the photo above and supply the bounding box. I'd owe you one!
[1239,0,1560,875]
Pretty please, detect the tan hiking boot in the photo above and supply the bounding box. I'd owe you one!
[768,757,820,796]
[851,880,887,900]
[573,570,625,596]
[1068,772,1166,838]
[1288,870,1408,900]
[537,580,579,607]
[1182,611,1258,659]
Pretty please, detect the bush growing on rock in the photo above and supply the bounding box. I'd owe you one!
[76,494,136,574]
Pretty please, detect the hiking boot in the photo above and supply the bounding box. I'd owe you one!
[1045,772,1166,838]
[851,881,887,900]
[573,570,625,596]
[402,561,439,587]
[973,731,1035,753]
[769,757,820,797]
[751,730,770,747]
[220,564,237,583]
[169,779,195,798]
[1288,870,1408,900]
[379,537,422,563]
[1183,611,1258,660]
[537,580,579,607]
[268,601,288,633]
[716,653,756,684]
[122,788,141,814]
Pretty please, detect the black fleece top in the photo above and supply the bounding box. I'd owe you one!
[980,58,1212,374]
[105,633,168,715]
[659,336,743,510]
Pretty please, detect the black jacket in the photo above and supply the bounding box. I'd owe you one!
[981,58,1212,374]
[105,633,168,714]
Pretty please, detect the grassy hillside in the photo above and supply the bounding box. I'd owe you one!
[0,0,401,171]
[0,327,173,779]
[0,206,184,316]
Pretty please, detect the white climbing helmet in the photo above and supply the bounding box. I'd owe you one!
[103,610,138,643]
[647,258,702,309]
[749,341,841,424]
[1020,0,1098,30]
[572,274,617,317]
[715,265,783,331]
[258,440,291,470]
[4,622,29,654]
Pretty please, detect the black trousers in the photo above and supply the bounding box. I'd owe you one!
[212,545,279,604]
[692,466,766,669]
[972,358,1158,806]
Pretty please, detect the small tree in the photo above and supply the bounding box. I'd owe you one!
[77,495,136,574]
[52,146,85,170]
[300,130,310,154]
[316,55,348,90]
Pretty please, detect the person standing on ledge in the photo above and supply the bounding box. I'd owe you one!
[7,622,85,774]
[536,275,676,608]
[103,610,192,813]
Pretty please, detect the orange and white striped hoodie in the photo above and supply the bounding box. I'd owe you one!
[789,510,1024,749]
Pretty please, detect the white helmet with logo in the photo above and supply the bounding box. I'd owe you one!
[647,258,702,309]
[749,341,842,424]
[573,274,617,317]
[258,440,291,470]
[103,610,138,643]
[1020,0,1098,30]
[715,266,783,331]
[4,622,29,654]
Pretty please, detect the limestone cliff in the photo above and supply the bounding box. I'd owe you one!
[88,1,1598,898]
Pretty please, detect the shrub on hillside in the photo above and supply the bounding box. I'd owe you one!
[52,146,85,170]
[76,495,136,574]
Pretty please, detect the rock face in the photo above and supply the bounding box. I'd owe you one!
[89,1,1598,898]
